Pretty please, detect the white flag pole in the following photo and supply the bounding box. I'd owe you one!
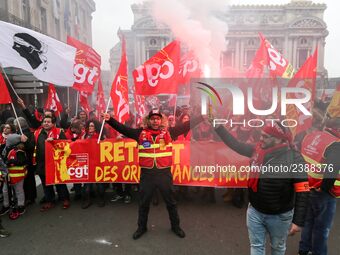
[10,102,23,135]
[75,91,79,116]
[97,97,112,144]
[67,87,70,109]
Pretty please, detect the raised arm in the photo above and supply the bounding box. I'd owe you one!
[105,117,142,141]
[214,125,254,158]
[169,115,204,139]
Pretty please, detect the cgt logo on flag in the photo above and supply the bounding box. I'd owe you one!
[133,40,180,95]
[66,153,89,181]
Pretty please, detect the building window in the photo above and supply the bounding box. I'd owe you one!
[22,0,30,23]
[81,8,86,28]
[221,51,234,67]
[55,18,60,39]
[244,50,256,68]
[149,38,157,46]
[300,38,307,45]
[298,49,309,68]
[248,39,255,46]
[147,49,159,59]
[272,39,278,46]
[40,7,47,33]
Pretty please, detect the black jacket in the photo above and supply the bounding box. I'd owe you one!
[36,128,66,175]
[215,126,309,227]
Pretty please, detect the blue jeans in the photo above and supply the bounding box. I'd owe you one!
[299,190,336,255]
[247,204,293,255]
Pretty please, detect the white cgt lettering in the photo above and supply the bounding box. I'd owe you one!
[74,64,99,85]
[67,165,88,178]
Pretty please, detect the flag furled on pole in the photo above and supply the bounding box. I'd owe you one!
[286,48,318,137]
[44,84,63,116]
[0,72,12,104]
[67,36,101,93]
[133,40,180,95]
[79,91,91,114]
[0,21,76,86]
[110,32,129,123]
[96,77,106,118]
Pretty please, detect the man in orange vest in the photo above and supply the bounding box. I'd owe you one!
[298,116,340,255]
[103,109,202,240]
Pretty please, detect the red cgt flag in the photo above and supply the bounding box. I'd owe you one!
[178,50,201,84]
[133,40,180,95]
[96,77,106,118]
[44,84,63,116]
[260,33,294,79]
[287,48,318,138]
[110,32,129,123]
[67,36,101,93]
[0,72,12,104]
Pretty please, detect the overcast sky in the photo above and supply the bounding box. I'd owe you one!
[92,0,339,77]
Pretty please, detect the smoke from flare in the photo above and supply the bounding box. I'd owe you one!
[149,0,230,76]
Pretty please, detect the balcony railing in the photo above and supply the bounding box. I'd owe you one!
[0,8,42,33]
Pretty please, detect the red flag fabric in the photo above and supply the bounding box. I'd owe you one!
[110,33,129,123]
[96,77,106,118]
[0,72,12,104]
[287,48,318,137]
[44,84,63,116]
[245,36,267,79]
[133,40,180,95]
[67,36,101,93]
[260,33,294,79]
[178,51,200,84]
[79,91,91,114]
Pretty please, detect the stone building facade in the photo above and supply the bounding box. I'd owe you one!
[110,0,328,98]
[0,0,95,109]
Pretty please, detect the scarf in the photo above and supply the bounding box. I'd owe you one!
[248,143,288,192]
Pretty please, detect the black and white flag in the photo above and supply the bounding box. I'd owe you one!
[0,21,76,86]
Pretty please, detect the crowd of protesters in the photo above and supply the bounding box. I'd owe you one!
[0,97,339,255]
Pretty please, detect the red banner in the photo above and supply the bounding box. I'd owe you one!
[45,139,249,187]
[67,36,101,93]
[133,40,180,95]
